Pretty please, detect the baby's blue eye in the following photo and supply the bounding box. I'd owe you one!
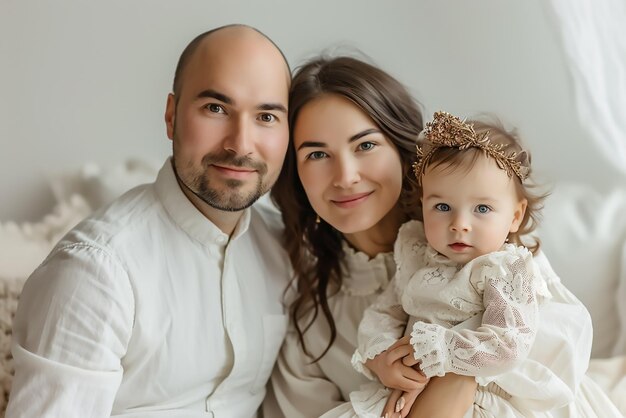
[435,203,450,212]
[476,205,491,214]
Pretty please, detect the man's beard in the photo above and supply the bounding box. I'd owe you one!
[174,149,269,212]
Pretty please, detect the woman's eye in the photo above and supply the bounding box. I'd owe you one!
[259,113,276,123]
[476,205,491,214]
[358,142,376,151]
[307,151,327,160]
[434,203,450,212]
[206,104,225,113]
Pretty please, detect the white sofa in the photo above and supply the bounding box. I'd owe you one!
[1,160,625,415]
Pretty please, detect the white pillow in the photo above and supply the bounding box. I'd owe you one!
[49,158,160,209]
[0,195,91,280]
[537,183,626,358]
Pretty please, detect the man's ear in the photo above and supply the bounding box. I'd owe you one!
[165,93,176,140]
[509,198,528,233]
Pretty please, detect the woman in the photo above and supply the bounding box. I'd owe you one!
[266,56,613,417]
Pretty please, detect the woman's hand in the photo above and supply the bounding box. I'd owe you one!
[365,336,428,392]
[381,381,429,418]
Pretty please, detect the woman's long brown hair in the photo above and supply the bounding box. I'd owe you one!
[270,56,424,361]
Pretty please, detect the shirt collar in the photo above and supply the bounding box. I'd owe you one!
[154,158,251,246]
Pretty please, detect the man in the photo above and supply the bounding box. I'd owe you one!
[7,24,292,417]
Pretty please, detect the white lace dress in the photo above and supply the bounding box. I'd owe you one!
[349,220,620,417]
[264,221,622,418]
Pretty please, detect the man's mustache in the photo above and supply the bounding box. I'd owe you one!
[201,152,267,175]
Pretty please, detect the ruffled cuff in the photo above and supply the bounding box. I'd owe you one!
[349,382,391,418]
[351,339,395,381]
[410,321,448,378]
[351,350,376,380]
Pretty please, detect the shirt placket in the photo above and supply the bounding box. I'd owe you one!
[206,236,244,416]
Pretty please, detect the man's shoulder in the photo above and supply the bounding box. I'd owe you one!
[60,182,160,250]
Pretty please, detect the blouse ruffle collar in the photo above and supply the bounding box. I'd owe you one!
[340,241,396,296]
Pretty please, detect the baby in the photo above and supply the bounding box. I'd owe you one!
[351,111,553,418]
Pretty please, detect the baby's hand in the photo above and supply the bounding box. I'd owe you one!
[365,336,427,392]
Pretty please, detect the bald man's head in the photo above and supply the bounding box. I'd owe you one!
[172,24,290,99]
[164,24,290,217]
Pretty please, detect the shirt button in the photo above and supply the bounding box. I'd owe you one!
[216,236,227,245]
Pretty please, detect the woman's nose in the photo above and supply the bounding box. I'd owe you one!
[332,157,361,188]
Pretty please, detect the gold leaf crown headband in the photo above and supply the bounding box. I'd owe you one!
[412,111,530,185]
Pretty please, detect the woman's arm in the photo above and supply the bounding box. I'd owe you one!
[352,273,410,379]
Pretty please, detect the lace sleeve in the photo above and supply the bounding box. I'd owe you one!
[351,221,426,379]
[351,277,408,380]
[410,247,541,378]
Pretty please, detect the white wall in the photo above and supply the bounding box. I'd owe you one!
[0,0,620,222]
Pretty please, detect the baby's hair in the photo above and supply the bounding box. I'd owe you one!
[417,116,548,253]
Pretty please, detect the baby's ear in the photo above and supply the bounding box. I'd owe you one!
[516,150,531,180]
[517,150,531,166]
[510,198,528,233]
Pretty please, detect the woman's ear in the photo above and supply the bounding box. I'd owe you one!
[509,198,528,233]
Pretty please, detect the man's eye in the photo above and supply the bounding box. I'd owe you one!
[435,203,450,212]
[259,113,276,123]
[476,205,491,214]
[206,104,225,113]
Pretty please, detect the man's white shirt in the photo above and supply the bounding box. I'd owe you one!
[7,158,291,418]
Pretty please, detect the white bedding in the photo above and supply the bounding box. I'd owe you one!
[588,356,626,414]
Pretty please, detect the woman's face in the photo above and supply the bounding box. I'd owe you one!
[293,93,403,234]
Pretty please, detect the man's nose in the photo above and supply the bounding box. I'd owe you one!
[223,116,254,155]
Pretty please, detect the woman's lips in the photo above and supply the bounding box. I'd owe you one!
[331,191,373,208]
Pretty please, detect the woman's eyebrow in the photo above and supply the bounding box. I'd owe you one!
[296,128,380,151]
[349,128,380,142]
[297,141,326,150]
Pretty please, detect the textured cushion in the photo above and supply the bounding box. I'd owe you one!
[537,183,626,358]
[0,195,91,280]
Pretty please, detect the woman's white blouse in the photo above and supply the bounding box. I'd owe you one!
[264,242,395,418]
